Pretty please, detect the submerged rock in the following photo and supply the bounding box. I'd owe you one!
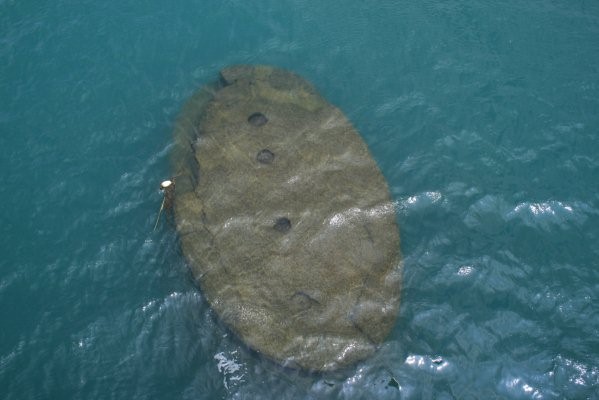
[172,65,401,371]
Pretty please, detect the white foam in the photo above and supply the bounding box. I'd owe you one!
[214,351,245,390]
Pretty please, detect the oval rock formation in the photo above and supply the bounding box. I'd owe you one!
[172,65,401,371]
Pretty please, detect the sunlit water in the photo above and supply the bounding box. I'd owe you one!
[1,1,598,399]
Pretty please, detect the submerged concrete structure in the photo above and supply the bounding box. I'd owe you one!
[172,65,401,371]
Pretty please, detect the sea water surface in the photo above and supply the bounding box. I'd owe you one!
[1,1,599,399]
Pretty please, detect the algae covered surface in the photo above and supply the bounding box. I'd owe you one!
[172,65,401,371]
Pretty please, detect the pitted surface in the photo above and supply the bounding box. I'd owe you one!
[172,65,401,371]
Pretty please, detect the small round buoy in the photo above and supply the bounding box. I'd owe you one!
[154,178,176,231]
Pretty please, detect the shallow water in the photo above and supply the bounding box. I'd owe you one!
[1,1,598,399]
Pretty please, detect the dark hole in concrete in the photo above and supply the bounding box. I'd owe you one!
[256,149,275,164]
[248,112,268,126]
[273,217,291,233]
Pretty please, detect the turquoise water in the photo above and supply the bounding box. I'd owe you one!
[2,0,599,398]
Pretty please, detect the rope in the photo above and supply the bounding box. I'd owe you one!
[153,196,166,232]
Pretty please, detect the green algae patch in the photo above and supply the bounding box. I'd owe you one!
[171,65,401,371]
